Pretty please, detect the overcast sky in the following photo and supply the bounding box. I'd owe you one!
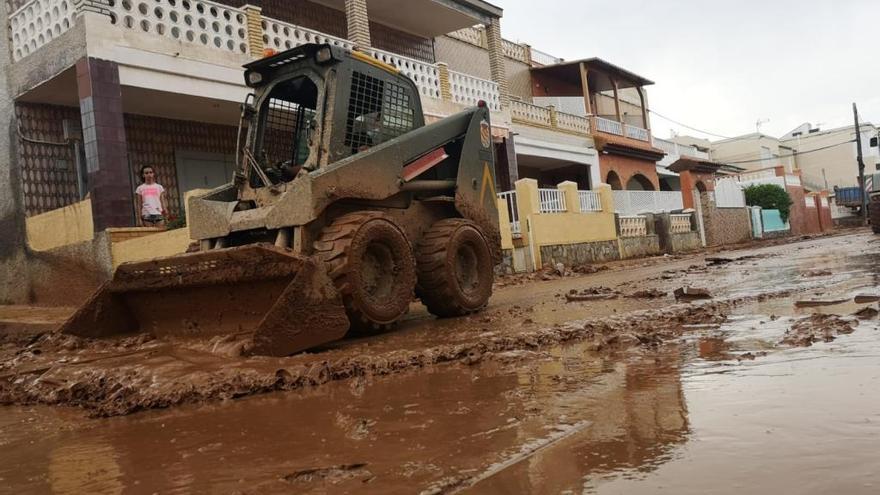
[495,0,880,140]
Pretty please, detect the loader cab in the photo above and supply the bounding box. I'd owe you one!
[254,74,319,184]
[240,44,425,189]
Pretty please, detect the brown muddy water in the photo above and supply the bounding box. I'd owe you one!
[0,233,879,494]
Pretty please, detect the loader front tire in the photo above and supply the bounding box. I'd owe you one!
[315,212,416,332]
[416,219,494,317]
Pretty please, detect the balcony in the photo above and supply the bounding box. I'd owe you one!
[653,137,710,160]
[7,0,502,113]
[510,100,590,135]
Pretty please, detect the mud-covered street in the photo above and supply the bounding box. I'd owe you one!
[1,231,878,494]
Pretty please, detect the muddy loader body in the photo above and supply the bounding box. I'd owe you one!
[62,44,501,355]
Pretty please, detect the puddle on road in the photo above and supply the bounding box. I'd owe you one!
[1,236,879,494]
[2,306,877,494]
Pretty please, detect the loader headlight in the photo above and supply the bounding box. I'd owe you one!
[246,70,263,87]
[315,46,333,64]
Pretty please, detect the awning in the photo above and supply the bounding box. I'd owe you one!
[657,165,679,178]
[514,137,597,166]
[668,157,722,174]
[530,58,654,92]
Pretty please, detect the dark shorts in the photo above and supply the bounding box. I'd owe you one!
[142,214,165,225]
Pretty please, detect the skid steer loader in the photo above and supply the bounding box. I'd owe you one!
[61,44,501,356]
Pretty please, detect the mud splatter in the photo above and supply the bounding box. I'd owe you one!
[0,285,808,417]
[781,313,856,347]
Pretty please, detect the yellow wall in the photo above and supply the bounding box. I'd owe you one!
[26,198,94,251]
[109,189,208,268]
[111,228,192,268]
[497,197,514,250]
[514,179,617,267]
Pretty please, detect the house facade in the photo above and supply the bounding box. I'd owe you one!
[1,0,511,229]
[780,122,879,190]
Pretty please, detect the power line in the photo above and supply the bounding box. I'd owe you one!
[647,109,734,140]
[721,139,855,165]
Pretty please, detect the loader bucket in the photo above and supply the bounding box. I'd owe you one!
[59,244,350,356]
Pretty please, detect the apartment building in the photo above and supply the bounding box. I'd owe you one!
[506,56,664,193]
[0,0,510,231]
[707,133,797,174]
[780,122,879,190]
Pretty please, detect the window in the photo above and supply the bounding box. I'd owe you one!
[344,72,414,155]
[255,76,318,185]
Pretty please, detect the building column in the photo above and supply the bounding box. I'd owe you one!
[636,86,649,130]
[0,0,32,302]
[611,78,622,122]
[484,17,509,107]
[76,57,134,231]
[495,136,519,191]
[242,4,265,57]
[345,0,371,49]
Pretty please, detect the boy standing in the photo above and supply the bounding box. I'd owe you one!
[135,165,168,228]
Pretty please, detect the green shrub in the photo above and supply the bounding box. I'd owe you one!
[165,207,186,230]
[744,184,793,222]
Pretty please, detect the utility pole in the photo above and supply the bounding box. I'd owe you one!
[853,103,868,224]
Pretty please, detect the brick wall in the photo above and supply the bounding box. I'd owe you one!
[124,115,238,216]
[13,103,238,221]
[599,154,660,191]
[700,193,751,247]
[434,36,491,80]
[505,57,532,102]
[802,196,822,234]
[15,103,82,217]
[784,185,805,235]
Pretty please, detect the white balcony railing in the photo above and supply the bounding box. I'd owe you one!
[652,137,678,155]
[9,1,496,110]
[619,215,647,237]
[370,47,441,100]
[263,17,352,51]
[497,191,520,235]
[670,213,692,234]
[447,26,482,46]
[578,190,602,212]
[538,188,567,213]
[510,101,590,135]
[510,100,552,127]
[449,70,500,111]
[112,0,250,54]
[260,18,441,100]
[652,137,710,159]
[502,38,527,62]
[556,111,590,134]
[785,174,802,187]
[10,0,76,61]
[734,169,776,183]
[595,117,624,136]
[613,190,684,215]
[625,124,649,142]
[530,47,562,66]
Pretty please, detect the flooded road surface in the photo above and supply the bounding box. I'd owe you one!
[0,232,878,493]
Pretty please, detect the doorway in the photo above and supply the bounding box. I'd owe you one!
[175,150,236,208]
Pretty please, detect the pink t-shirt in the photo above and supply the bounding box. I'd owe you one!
[136,183,165,216]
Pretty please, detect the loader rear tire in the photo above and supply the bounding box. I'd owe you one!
[416,219,494,317]
[315,212,416,332]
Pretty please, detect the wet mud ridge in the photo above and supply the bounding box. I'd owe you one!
[0,282,834,418]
